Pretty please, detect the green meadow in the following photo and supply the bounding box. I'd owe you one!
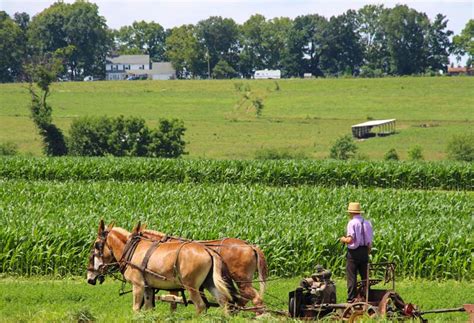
[0,277,471,322]
[1,77,473,159]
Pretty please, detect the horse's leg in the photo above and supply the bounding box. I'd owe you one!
[238,282,264,311]
[188,289,206,315]
[169,290,178,312]
[142,287,154,310]
[132,284,145,311]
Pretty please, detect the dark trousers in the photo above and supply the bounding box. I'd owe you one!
[346,246,369,301]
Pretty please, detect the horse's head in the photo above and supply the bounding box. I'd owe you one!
[87,219,115,285]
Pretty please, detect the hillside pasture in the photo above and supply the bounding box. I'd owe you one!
[1,77,473,159]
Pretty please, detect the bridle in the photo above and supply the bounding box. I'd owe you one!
[89,229,118,276]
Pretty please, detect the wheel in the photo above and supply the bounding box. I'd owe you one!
[342,302,377,322]
[379,291,409,319]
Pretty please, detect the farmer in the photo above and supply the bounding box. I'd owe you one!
[339,202,373,303]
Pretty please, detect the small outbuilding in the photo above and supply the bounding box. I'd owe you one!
[352,119,396,139]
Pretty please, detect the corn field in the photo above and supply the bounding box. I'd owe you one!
[1,157,472,190]
[0,177,472,279]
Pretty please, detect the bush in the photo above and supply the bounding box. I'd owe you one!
[255,148,307,160]
[212,59,237,79]
[0,142,18,156]
[384,148,399,161]
[447,134,474,162]
[329,134,358,160]
[68,115,186,158]
[408,146,424,161]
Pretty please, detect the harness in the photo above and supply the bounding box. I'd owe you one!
[118,233,171,285]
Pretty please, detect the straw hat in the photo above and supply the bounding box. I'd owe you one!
[347,202,363,214]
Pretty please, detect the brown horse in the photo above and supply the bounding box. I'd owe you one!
[142,228,267,307]
[87,220,238,313]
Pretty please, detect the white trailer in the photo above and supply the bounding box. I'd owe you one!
[254,69,281,79]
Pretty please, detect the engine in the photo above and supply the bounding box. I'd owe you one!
[289,265,337,318]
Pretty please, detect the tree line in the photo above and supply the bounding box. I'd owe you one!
[1,1,473,82]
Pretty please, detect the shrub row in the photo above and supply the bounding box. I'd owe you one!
[0,181,471,279]
[0,157,472,190]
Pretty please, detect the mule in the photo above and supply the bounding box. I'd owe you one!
[87,220,238,313]
[142,228,267,307]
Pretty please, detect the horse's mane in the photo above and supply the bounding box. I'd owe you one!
[143,229,166,239]
[110,227,130,243]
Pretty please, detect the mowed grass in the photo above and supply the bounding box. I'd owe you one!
[0,277,471,322]
[0,77,473,159]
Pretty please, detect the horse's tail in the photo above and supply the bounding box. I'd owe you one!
[252,245,268,298]
[209,250,240,304]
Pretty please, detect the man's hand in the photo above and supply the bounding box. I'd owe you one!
[340,236,353,244]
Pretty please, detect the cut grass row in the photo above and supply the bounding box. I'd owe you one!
[0,277,472,322]
[0,180,471,279]
[1,157,472,190]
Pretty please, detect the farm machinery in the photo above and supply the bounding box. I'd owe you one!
[288,262,471,322]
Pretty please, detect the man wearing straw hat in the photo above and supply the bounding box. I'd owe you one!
[340,202,373,303]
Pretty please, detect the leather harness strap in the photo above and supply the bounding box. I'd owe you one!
[140,240,161,287]
[119,234,142,274]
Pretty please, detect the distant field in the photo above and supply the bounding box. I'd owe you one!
[0,77,473,159]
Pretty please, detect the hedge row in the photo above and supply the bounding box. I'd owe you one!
[0,157,472,190]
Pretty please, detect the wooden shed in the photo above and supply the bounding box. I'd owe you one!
[352,119,396,139]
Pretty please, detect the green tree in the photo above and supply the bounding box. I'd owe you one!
[27,1,110,80]
[356,5,390,74]
[165,24,205,78]
[320,11,363,76]
[452,19,474,66]
[329,134,358,160]
[212,59,237,79]
[265,17,292,73]
[196,16,239,77]
[237,16,292,77]
[426,14,453,72]
[239,14,268,77]
[27,56,68,156]
[114,20,166,61]
[446,134,474,162]
[285,14,327,77]
[382,5,429,75]
[0,12,25,82]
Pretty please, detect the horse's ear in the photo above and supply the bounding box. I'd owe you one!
[141,223,147,231]
[98,219,105,235]
[132,221,141,235]
[107,221,115,231]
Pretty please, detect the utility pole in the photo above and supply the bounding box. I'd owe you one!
[206,49,211,79]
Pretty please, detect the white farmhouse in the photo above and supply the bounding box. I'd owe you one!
[106,55,150,80]
[105,55,176,81]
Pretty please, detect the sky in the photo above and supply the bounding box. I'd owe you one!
[1,0,472,36]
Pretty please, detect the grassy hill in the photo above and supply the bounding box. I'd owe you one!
[1,77,473,159]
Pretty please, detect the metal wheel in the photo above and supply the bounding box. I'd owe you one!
[342,302,377,322]
[379,291,409,319]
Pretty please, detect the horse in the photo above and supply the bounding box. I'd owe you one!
[141,228,267,308]
[87,220,238,313]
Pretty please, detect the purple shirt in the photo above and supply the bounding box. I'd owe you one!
[346,215,373,250]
